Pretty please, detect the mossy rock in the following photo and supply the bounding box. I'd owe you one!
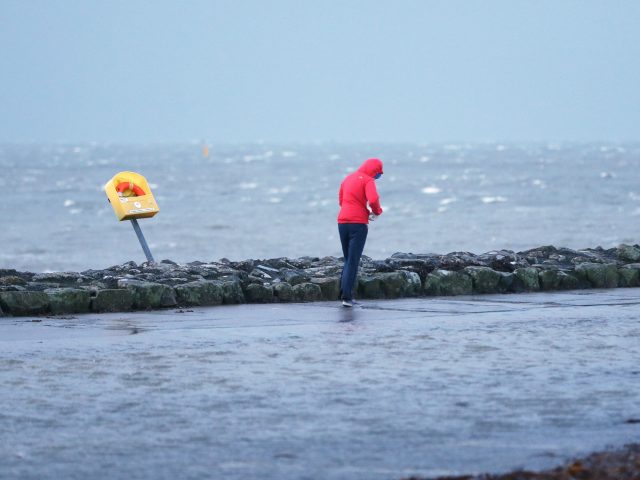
[281,269,307,286]
[220,280,245,304]
[423,273,441,296]
[575,263,619,289]
[616,244,640,263]
[243,283,274,303]
[385,257,438,282]
[0,291,50,316]
[442,270,473,296]
[273,282,294,302]
[498,272,517,293]
[118,280,177,309]
[292,283,322,302]
[618,264,640,287]
[357,275,383,299]
[91,289,134,313]
[378,271,421,298]
[424,270,472,296]
[563,269,590,289]
[514,267,540,291]
[464,266,501,294]
[539,269,561,291]
[175,280,224,306]
[310,277,340,300]
[45,288,91,315]
[558,271,582,290]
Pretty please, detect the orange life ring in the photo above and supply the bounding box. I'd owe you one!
[116,182,146,196]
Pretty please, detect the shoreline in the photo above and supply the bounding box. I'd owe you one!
[417,443,640,480]
[1,243,640,317]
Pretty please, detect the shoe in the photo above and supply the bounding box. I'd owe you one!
[342,300,354,308]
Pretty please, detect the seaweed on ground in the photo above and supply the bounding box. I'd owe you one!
[402,443,640,480]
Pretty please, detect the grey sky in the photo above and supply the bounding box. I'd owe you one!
[1,0,639,143]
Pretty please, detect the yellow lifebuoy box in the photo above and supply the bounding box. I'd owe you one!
[104,171,160,221]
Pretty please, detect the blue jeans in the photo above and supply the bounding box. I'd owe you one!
[338,223,368,301]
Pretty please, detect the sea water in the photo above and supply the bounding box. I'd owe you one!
[1,142,639,272]
[1,291,639,479]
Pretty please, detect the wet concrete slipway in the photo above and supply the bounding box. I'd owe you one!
[1,289,639,480]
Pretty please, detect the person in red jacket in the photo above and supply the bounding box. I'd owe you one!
[337,158,384,307]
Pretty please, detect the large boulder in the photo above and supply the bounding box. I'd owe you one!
[117,279,177,309]
[539,269,561,291]
[91,289,134,313]
[618,264,640,288]
[292,283,322,302]
[249,268,275,282]
[575,263,619,289]
[385,254,439,281]
[280,269,307,286]
[424,270,472,296]
[45,288,91,315]
[558,269,590,289]
[220,280,245,304]
[497,272,516,293]
[511,267,580,292]
[438,252,481,271]
[558,271,582,290]
[230,259,255,273]
[273,282,294,302]
[174,280,224,306]
[243,283,274,303]
[357,275,383,299]
[616,244,640,263]
[464,267,501,294]
[377,271,421,298]
[310,277,340,301]
[259,258,297,270]
[423,274,441,296]
[476,250,527,272]
[0,291,50,316]
[514,267,540,291]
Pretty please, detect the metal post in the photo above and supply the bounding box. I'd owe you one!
[130,218,155,263]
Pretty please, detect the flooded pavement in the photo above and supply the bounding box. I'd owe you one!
[1,290,639,480]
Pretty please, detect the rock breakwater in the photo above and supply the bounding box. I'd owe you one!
[1,244,640,317]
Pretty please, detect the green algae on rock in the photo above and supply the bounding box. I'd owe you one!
[45,288,91,315]
[91,289,134,313]
[0,291,50,316]
[174,280,224,306]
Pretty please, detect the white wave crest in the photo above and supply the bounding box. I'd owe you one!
[481,196,508,204]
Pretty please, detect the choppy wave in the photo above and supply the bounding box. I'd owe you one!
[1,142,639,271]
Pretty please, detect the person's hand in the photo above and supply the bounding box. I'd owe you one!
[369,213,378,222]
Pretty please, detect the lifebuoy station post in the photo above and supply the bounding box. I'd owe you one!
[104,171,160,263]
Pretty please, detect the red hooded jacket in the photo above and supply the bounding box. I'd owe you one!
[338,158,384,224]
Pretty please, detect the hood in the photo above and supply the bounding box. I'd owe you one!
[357,158,383,178]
